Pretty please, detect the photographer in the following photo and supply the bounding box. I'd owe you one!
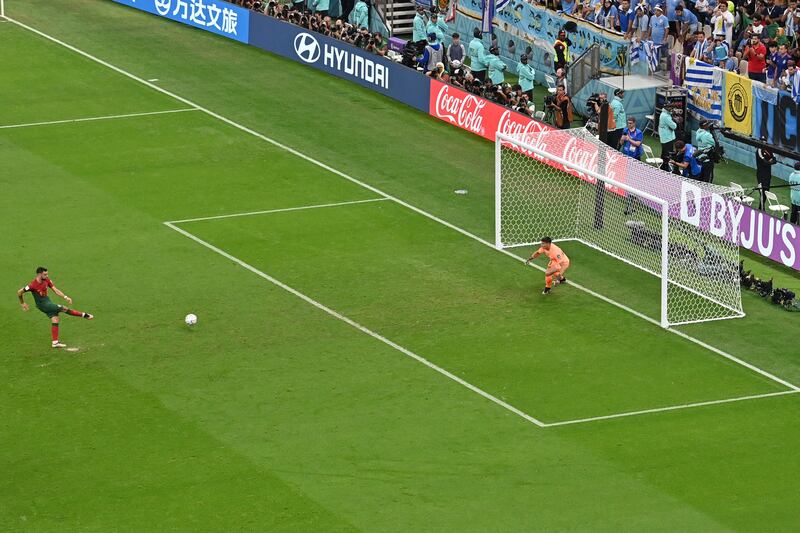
[550,85,574,129]
[590,92,618,146]
[671,140,704,180]
[658,105,678,171]
[756,140,777,209]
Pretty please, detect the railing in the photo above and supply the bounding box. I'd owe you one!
[567,44,600,98]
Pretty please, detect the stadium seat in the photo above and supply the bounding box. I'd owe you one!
[643,144,663,167]
[729,182,755,205]
[534,110,545,120]
[764,190,790,218]
[643,114,657,136]
[544,74,557,94]
[739,59,749,76]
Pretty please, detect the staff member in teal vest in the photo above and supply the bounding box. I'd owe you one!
[516,54,536,100]
[311,0,330,17]
[789,162,800,224]
[486,46,507,85]
[426,12,448,44]
[468,28,488,82]
[658,107,677,171]
[351,0,369,30]
[412,4,427,43]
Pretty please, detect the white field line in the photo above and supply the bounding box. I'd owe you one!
[0,108,197,129]
[543,390,800,428]
[11,16,799,394]
[168,210,799,429]
[166,198,389,224]
[164,221,548,428]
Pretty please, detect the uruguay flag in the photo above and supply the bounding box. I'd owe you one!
[481,0,510,33]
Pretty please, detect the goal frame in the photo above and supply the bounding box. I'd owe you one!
[495,131,744,329]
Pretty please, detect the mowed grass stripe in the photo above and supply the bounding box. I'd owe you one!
[0,22,180,125]
[183,201,784,422]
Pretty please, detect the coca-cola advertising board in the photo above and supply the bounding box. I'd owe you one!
[428,80,630,194]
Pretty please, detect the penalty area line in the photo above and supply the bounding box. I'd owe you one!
[0,108,198,129]
[166,198,390,224]
[11,14,798,393]
[543,389,800,427]
[163,221,548,429]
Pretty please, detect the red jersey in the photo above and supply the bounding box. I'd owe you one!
[24,278,54,302]
[746,44,766,73]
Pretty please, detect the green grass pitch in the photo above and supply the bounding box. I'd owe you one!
[2,1,800,530]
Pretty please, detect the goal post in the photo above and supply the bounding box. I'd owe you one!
[495,128,745,328]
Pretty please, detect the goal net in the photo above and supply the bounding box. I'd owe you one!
[496,128,744,328]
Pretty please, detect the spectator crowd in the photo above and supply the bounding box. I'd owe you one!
[553,0,800,93]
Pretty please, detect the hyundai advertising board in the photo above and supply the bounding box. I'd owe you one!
[248,13,430,112]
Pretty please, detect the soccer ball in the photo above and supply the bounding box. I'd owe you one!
[185,313,197,326]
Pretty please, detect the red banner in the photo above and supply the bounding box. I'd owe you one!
[428,80,630,195]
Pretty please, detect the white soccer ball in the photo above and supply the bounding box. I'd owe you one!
[185,313,197,326]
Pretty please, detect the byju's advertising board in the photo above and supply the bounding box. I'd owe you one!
[112,0,250,42]
[248,13,430,112]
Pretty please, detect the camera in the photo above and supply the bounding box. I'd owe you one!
[586,93,601,109]
[695,145,725,164]
[544,94,557,107]
[771,287,796,308]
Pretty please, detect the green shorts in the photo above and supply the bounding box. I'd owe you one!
[36,299,63,318]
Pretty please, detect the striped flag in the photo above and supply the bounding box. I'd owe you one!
[642,40,659,73]
[684,57,715,87]
[481,0,510,33]
[684,58,722,121]
[629,40,642,65]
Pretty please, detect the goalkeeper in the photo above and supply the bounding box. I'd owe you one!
[525,237,570,294]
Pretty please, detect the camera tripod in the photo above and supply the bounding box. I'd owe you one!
[543,106,556,125]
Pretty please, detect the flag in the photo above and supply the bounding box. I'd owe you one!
[481,0,510,33]
[753,81,778,105]
[684,57,714,87]
[445,0,457,22]
[642,40,659,73]
[723,71,753,135]
[629,40,642,65]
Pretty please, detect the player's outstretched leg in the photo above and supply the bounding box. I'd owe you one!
[51,316,66,349]
[64,307,93,319]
